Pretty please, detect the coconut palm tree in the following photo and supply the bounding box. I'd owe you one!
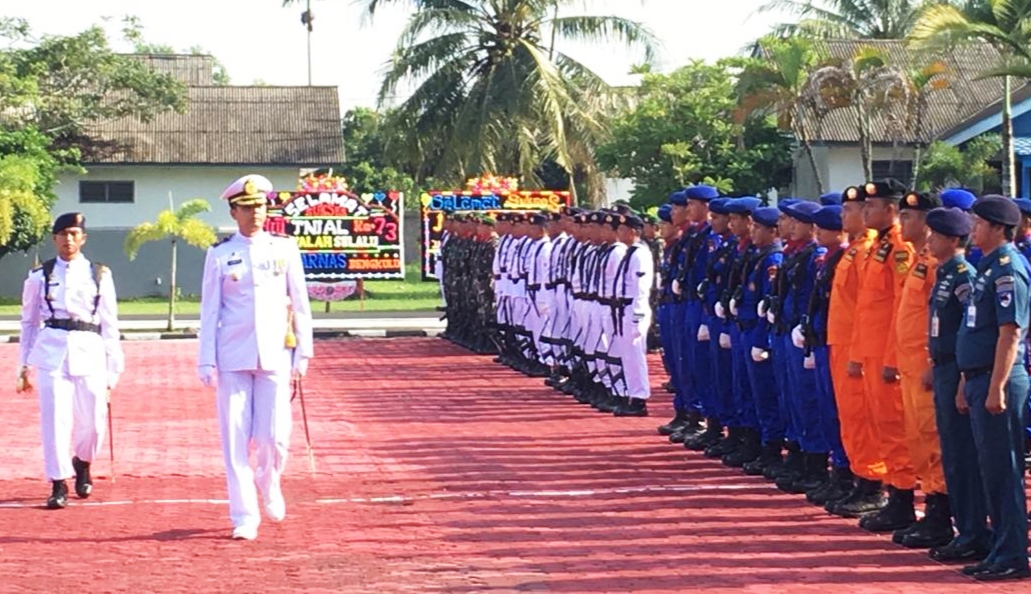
[759,0,931,39]
[324,0,656,204]
[910,0,1031,196]
[737,36,828,193]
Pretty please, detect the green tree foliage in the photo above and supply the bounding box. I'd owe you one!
[340,107,416,195]
[0,128,66,258]
[916,134,1002,192]
[596,61,794,208]
[759,0,928,38]
[125,198,216,331]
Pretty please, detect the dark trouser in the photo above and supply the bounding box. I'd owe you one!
[746,327,784,443]
[686,301,714,417]
[707,316,735,423]
[965,367,1029,570]
[731,326,761,431]
[815,345,849,468]
[772,334,800,444]
[785,337,826,454]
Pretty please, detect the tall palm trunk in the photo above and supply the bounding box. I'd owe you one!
[1002,75,1016,196]
[859,105,874,180]
[795,104,825,194]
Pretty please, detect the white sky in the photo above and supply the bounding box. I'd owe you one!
[2,0,786,112]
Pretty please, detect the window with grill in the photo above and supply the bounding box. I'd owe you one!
[871,161,913,183]
[79,181,135,203]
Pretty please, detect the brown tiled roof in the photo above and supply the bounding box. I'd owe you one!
[129,54,215,85]
[756,39,1026,144]
[81,85,344,166]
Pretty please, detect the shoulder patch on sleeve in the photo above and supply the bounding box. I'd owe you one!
[213,235,232,247]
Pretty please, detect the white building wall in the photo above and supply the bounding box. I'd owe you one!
[825,146,917,191]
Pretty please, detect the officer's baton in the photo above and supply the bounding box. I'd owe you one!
[291,377,316,474]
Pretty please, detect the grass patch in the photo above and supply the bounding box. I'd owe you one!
[0,263,442,316]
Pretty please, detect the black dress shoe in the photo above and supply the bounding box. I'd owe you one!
[929,542,989,564]
[972,565,1031,582]
[72,456,92,499]
[614,398,648,417]
[46,480,68,510]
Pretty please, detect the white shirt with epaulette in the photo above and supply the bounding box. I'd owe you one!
[198,231,314,372]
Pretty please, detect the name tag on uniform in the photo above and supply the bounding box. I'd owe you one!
[931,312,940,337]
[966,304,977,328]
[227,258,242,266]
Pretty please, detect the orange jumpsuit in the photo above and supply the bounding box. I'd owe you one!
[894,247,946,494]
[828,229,884,481]
[849,223,917,490]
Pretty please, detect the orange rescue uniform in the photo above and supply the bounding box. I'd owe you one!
[849,223,917,490]
[894,247,946,494]
[828,229,884,480]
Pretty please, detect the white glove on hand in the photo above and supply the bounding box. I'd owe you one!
[672,279,682,296]
[751,347,770,363]
[766,310,776,325]
[757,300,768,318]
[804,353,816,370]
[719,333,732,349]
[729,298,739,317]
[293,356,309,378]
[714,302,726,319]
[197,365,217,388]
[107,372,120,390]
[791,325,806,349]
[697,324,710,342]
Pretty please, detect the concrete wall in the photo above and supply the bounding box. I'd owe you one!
[792,145,917,197]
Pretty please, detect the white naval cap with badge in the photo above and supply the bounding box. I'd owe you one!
[220,174,274,206]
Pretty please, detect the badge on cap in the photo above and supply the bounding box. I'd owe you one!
[865,183,878,196]
[846,187,859,200]
[906,193,919,206]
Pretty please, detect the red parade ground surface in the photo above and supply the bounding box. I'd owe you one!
[0,338,1024,593]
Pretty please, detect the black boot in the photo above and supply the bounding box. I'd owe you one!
[705,427,740,459]
[859,487,916,532]
[657,410,690,436]
[766,442,803,481]
[743,440,783,476]
[807,466,854,505]
[723,429,762,467]
[684,420,723,451]
[72,456,92,499]
[670,413,704,443]
[46,480,68,510]
[597,393,622,413]
[614,397,648,417]
[828,478,885,518]
[899,493,955,549]
[780,453,828,495]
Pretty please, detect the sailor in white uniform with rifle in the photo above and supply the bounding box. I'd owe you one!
[198,174,314,541]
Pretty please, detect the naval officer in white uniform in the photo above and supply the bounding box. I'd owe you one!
[17,212,124,509]
[198,174,314,541]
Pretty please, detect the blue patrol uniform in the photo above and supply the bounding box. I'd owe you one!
[957,235,1030,576]
[699,207,737,428]
[767,239,802,451]
[680,220,716,421]
[784,236,828,458]
[743,240,786,449]
[727,240,762,437]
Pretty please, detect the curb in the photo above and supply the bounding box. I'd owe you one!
[0,329,437,343]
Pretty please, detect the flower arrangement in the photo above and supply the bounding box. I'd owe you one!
[465,174,518,194]
[307,281,358,302]
[300,169,350,193]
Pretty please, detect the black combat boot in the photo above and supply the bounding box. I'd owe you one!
[614,397,648,417]
[807,466,854,505]
[828,478,885,518]
[669,412,704,444]
[46,479,68,510]
[684,419,723,451]
[704,427,740,459]
[723,429,762,467]
[657,410,690,436]
[766,441,802,481]
[780,453,827,495]
[743,440,783,476]
[72,456,92,499]
[859,487,915,532]
[899,493,955,549]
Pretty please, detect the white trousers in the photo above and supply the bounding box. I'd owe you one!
[217,369,292,529]
[38,367,107,481]
[613,314,651,399]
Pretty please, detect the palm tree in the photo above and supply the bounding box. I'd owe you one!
[737,36,828,193]
[910,0,1031,196]
[323,0,656,205]
[124,195,216,331]
[759,0,930,38]
[901,60,950,186]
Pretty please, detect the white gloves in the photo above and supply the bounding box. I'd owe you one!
[729,298,739,317]
[714,302,726,319]
[697,324,710,342]
[791,325,806,349]
[293,355,309,377]
[107,372,120,390]
[672,280,682,296]
[751,347,770,362]
[804,354,816,369]
[766,310,776,324]
[757,300,768,318]
[719,333,732,349]
[198,365,217,388]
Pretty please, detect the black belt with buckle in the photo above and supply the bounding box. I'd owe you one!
[960,366,992,380]
[45,318,101,334]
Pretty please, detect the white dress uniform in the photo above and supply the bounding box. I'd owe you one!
[198,175,314,540]
[19,226,124,491]
[528,233,552,364]
[600,239,628,391]
[620,238,655,400]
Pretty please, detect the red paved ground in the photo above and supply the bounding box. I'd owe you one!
[0,337,1025,592]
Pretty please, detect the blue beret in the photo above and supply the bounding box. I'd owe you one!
[926,207,973,237]
[812,205,843,231]
[1014,198,1031,217]
[899,191,942,212]
[784,200,821,224]
[669,190,688,206]
[684,185,719,202]
[709,198,732,215]
[725,197,762,215]
[753,207,780,228]
[657,204,672,223]
[973,195,1021,226]
[52,212,85,235]
[939,188,976,211]
[777,198,800,213]
[820,192,843,206]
